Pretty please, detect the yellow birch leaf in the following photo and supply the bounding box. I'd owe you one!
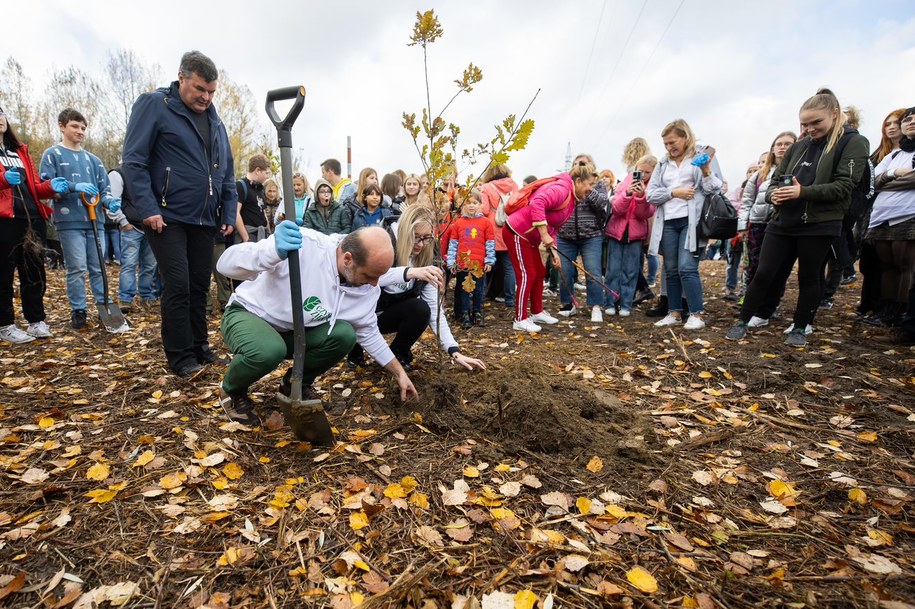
[259,456,271,463]
[409,492,430,509]
[384,483,407,499]
[677,556,697,572]
[761,353,777,359]
[38,417,56,429]
[400,476,419,493]
[152,390,163,399]
[159,471,187,490]
[681,596,699,609]
[495,463,511,472]
[576,497,592,515]
[350,511,369,531]
[463,466,480,478]
[626,566,658,593]
[217,546,238,566]
[604,504,628,519]
[849,488,867,505]
[289,566,308,577]
[857,431,877,443]
[211,477,229,490]
[767,479,798,498]
[698,371,713,379]
[86,463,110,481]
[350,593,365,606]
[133,450,155,468]
[514,590,537,609]
[586,456,603,473]
[353,560,371,572]
[867,528,893,546]
[223,462,244,480]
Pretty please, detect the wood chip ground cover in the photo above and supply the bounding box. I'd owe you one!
[1,264,913,608]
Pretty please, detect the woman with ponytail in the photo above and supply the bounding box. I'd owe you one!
[726,89,870,347]
[503,161,597,333]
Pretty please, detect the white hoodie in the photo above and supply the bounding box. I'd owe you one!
[217,228,395,367]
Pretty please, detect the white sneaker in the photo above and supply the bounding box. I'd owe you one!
[574,282,587,292]
[604,307,617,316]
[683,315,706,330]
[618,309,631,317]
[747,316,769,328]
[26,321,53,338]
[654,314,681,327]
[543,289,557,297]
[530,311,559,325]
[512,318,542,333]
[590,306,603,323]
[0,324,35,344]
[783,323,814,335]
[557,305,577,317]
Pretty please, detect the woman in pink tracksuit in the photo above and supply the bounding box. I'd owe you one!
[503,161,597,333]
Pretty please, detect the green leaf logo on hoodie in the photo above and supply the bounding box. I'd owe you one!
[302,296,330,321]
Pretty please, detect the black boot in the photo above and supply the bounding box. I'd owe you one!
[862,301,891,327]
[646,295,668,318]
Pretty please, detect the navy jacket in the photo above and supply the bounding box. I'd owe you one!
[121,81,236,227]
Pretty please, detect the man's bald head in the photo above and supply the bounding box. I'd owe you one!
[338,227,395,286]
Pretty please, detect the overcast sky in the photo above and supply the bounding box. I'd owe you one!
[6,0,915,188]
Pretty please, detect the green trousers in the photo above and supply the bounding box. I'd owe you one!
[220,303,356,394]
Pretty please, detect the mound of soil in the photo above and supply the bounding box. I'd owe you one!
[374,360,659,465]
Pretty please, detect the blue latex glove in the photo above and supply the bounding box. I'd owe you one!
[51,177,69,193]
[4,167,21,186]
[274,220,303,260]
[107,198,121,212]
[691,152,710,167]
[73,182,99,196]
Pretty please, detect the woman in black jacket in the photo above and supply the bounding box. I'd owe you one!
[726,89,870,347]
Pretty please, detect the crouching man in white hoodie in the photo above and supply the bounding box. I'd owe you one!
[215,221,418,424]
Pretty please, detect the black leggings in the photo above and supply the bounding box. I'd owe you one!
[740,232,834,328]
[874,239,915,304]
[350,296,431,364]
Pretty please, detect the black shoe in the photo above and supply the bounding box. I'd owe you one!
[218,388,259,425]
[461,313,472,329]
[819,298,834,310]
[632,289,655,306]
[646,295,668,318]
[197,347,228,365]
[120,303,132,314]
[723,289,739,302]
[70,309,87,330]
[347,351,365,368]
[840,274,858,286]
[472,312,484,327]
[174,362,204,378]
[393,352,413,372]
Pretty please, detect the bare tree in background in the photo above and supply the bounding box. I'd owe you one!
[0,58,36,146]
[106,49,159,133]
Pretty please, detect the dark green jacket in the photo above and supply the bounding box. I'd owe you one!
[766,127,870,225]
[302,201,352,235]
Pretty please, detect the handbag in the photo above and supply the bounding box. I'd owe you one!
[698,191,738,240]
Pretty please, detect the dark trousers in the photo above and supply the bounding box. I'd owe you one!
[144,223,216,371]
[740,231,833,328]
[456,270,485,315]
[350,297,431,364]
[857,241,882,315]
[0,218,47,326]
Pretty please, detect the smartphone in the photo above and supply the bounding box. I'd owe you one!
[633,170,643,182]
[779,174,793,187]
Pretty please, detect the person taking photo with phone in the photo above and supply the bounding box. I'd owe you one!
[726,89,869,347]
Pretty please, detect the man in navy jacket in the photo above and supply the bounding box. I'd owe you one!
[122,50,236,377]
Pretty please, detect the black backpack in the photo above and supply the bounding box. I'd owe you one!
[698,191,738,240]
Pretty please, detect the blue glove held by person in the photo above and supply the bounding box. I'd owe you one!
[107,198,121,212]
[4,168,21,186]
[274,220,303,260]
[73,182,99,196]
[691,152,710,167]
[50,177,69,193]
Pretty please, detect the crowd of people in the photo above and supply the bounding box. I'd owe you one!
[2,50,913,424]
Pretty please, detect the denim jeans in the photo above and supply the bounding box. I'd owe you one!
[646,253,659,284]
[725,239,743,291]
[660,217,704,314]
[118,227,158,303]
[455,270,485,315]
[58,227,106,311]
[497,251,516,306]
[557,235,604,307]
[105,226,121,262]
[605,238,642,312]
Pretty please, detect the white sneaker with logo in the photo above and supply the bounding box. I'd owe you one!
[590,305,603,323]
[783,323,814,335]
[654,314,681,327]
[747,316,769,328]
[26,321,53,338]
[512,318,542,333]
[683,315,706,330]
[530,311,559,325]
[0,324,35,344]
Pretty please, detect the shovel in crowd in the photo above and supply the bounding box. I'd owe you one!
[265,85,335,447]
[81,193,130,333]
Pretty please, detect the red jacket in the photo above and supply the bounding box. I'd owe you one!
[0,144,56,220]
[443,214,496,269]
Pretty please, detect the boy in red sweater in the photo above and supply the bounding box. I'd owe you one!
[445,189,495,328]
